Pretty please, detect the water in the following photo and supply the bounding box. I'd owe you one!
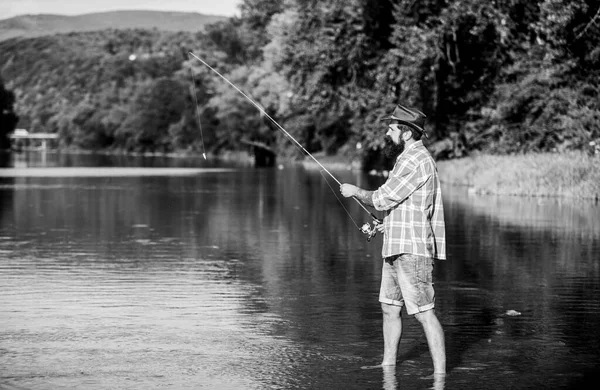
[1,152,599,389]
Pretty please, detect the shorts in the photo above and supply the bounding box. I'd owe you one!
[379,253,435,315]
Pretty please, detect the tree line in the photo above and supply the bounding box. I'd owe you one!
[1,0,598,165]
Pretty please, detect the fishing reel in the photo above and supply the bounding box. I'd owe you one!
[360,219,383,242]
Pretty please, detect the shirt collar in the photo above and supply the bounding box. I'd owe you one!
[396,140,423,161]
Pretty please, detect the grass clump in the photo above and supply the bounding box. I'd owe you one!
[437,152,600,199]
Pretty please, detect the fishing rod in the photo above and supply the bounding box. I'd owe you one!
[187,52,382,240]
[319,171,381,242]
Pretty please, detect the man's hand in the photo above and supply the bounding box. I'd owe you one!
[375,220,385,234]
[340,183,359,198]
[340,183,375,207]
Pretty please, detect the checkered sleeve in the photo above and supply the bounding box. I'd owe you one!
[372,159,428,211]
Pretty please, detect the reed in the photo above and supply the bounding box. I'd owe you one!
[437,152,600,199]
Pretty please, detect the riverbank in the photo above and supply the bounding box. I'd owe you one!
[5,148,599,200]
[436,151,600,200]
[299,150,599,200]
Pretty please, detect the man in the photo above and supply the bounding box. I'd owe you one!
[340,104,446,374]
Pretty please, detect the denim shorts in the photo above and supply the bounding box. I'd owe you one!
[379,253,435,315]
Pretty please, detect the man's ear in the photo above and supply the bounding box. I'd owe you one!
[402,130,412,141]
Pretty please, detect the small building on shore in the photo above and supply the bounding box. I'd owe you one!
[9,129,59,151]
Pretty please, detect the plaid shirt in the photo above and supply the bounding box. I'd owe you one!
[372,141,446,260]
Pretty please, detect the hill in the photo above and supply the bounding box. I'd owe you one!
[0,28,222,153]
[0,10,227,41]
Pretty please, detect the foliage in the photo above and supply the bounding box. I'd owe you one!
[0,77,19,149]
[238,0,285,61]
[0,30,206,153]
[271,0,397,156]
[0,0,598,163]
[116,77,187,152]
[468,0,600,155]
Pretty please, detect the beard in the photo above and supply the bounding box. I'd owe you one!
[382,135,405,159]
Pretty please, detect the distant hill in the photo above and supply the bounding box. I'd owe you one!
[0,10,227,41]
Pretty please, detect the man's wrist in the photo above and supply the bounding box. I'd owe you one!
[354,189,374,207]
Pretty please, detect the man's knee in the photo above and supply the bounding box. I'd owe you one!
[414,308,435,324]
[381,302,402,318]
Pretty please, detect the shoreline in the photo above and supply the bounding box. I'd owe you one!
[6,149,599,200]
[436,151,600,201]
[299,151,600,201]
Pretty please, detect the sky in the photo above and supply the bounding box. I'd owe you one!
[1,0,242,20]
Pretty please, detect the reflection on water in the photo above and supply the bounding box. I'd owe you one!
[1,153,599,389]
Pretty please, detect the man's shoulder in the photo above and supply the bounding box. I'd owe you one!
[414,141,434,156]
[404,143,436,166]
[393,153,418,172]
[393,148,437,180]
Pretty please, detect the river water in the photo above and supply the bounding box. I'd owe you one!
[1,152,599,389]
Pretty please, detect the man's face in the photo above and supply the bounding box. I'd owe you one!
[383,123,405,159]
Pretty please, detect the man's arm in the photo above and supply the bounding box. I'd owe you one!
[340,184,374,207]
[354,188,375,207]
[372,160,428,211]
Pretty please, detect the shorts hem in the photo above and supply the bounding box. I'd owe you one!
[406,302,435,316]
[379,297,403,307]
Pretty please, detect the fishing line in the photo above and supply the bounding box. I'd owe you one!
[320,170,380,241]
[319,170,360,229]
[187,53,207,159]
[188,52,342,183]
[188,51,381,239]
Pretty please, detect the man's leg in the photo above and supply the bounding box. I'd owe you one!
[381,303,402,366]
[414,309,446,374]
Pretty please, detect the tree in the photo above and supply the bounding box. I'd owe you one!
[238,0,285,61]
[274,0,397,155]
[0,78,19,150]
[468,0,600,154]
[535,0,599,68]
[1,1,598,161]
[203,20,249,65]
[116,77,186,152]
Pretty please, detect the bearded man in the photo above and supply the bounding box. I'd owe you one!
[340,104,447,375]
